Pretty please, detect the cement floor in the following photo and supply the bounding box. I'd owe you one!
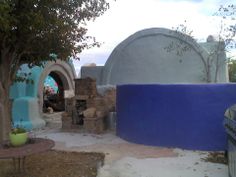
[35,116,228,177]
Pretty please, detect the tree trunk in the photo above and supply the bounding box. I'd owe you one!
[214,54,220,83]
[0,82,11,143]
[0,52,12,143]
[205,57,211,83]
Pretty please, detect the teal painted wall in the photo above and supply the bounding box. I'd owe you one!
[10,64,45,129]
[9,60,77,130]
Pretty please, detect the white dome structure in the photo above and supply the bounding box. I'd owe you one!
[81,28,228,85]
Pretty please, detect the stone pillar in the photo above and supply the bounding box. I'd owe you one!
[74,78,97,97]
[61,112,72,130]
[83,107,105,134]
[84,117,104,134]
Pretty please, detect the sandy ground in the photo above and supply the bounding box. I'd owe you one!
[36,116,228,177]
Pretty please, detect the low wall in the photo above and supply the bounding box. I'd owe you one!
[116,84,236,151]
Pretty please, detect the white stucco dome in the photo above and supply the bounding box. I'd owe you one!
[101,28,226,85]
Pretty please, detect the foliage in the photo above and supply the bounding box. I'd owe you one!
[164,20,195,57]
[164,4,236,83]
[11,127,26,134]
[0,0,109,82]
[0,0,110,141]
[214,4,236,51]
[11,119,27,134]
[228,59,236,82]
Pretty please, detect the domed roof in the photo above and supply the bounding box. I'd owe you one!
[101,28,209,85]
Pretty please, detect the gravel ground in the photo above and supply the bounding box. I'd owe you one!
[0,150,104,177]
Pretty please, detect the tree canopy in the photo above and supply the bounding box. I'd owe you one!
[229,59,236,82]
[0,0,109,80]
[165,4,236,83]
[0,0,110,141]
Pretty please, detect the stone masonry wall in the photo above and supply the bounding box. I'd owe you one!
[62,78,116,133]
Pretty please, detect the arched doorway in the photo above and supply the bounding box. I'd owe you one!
[38,61,76,115]
[37,61,76,128]
[43,72,66,113]
[10,60,76,130]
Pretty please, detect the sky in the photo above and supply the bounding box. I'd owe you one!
[73,0,235,75]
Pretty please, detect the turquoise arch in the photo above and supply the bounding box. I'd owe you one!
[10,60,76,130]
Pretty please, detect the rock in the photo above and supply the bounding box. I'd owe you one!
[61,112,68,118]
[61,112,71,120]
[83,107,97,118]
[96,111,106,118]
[47,107,53,114]
[84,117,104,133]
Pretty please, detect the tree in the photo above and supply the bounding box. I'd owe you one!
[165,4,236,83]
[0,0,109,142]
[228,59,236,82]
[211,4,236,82]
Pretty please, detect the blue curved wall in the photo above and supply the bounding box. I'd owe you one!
[117,84,236,151]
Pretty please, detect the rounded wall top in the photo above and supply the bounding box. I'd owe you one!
[111,28,201,51]
[101,28,209,85]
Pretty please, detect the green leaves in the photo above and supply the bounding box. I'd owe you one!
[0,1,11,32]
[228,59,236,82]
[0,0,110,67]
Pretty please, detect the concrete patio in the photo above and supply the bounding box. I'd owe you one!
[35,122,228,177]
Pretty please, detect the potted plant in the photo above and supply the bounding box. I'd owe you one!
[9,121,28,147]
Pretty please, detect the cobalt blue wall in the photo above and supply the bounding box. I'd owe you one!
[116,84,236,151]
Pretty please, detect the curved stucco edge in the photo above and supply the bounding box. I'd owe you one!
[37,60,76,114]
[101,28,210,85]
[11,60,76,130]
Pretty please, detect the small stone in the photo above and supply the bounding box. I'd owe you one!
[83,107,96,118]
[47,107,53,113]
[96,111,105,118]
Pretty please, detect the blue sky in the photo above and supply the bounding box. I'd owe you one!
[73,0,235,75]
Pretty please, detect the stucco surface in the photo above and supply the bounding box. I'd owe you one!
[80,66,103,84]
[10,60,76,129]
[116,84,236,150]
[96,28,228,85]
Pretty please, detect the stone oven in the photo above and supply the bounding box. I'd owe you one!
[62,77,116,133]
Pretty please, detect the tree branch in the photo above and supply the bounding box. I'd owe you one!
[0,82,4,98]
